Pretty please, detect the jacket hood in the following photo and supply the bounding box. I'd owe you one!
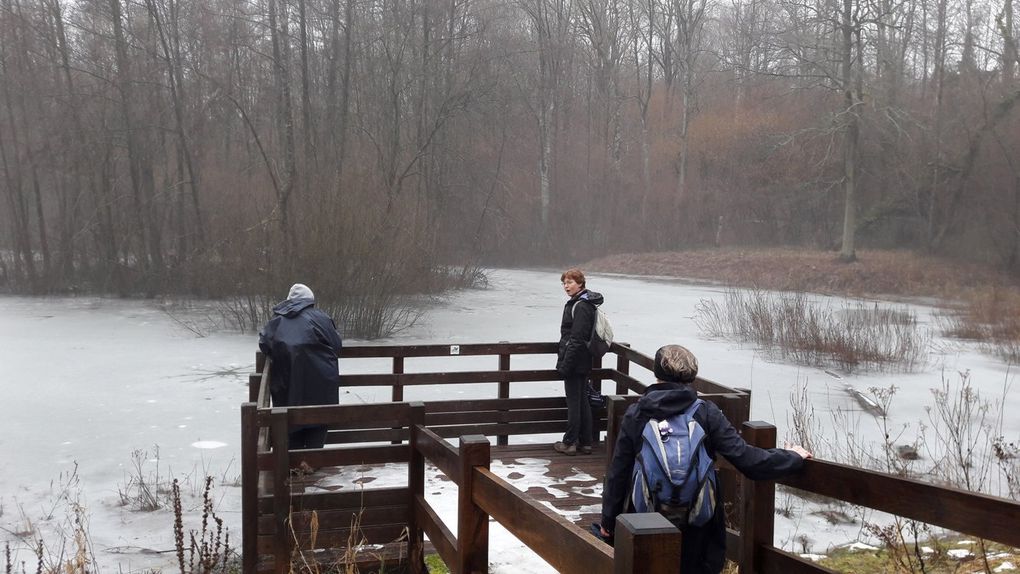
[575,289,604,307]
[637,382,698,420]
[272,297,315,318]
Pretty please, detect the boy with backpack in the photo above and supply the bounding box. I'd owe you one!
[596,345,812,573]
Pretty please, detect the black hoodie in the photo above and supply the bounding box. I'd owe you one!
[556,289,604,376]
[600,382,805,573]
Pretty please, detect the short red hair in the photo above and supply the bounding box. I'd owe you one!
[560,268,586,287]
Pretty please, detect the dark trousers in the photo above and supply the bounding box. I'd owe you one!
[563,375,593,447]
[288,425,328,450]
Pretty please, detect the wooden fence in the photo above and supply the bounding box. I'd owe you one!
[241,341,1020,574]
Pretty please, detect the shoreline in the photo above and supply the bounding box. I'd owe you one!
[584,248,1019,302]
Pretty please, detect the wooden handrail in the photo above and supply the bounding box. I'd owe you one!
[414,424,460,480]
[242,341,753,574]
[472,467,615,574]
[341,342,559,358]
[778,459,1020,547]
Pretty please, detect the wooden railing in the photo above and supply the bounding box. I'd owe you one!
[241,340,1020,574]
[242,341,747,573]
[730,422,1020,574]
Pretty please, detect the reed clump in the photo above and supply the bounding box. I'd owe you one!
[939,288,1020,363]
[696,289,931,373]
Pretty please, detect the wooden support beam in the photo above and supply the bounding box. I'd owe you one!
[613,513,682,573]
[407,403,426,574]
[241,402,258,574]
[497,353,510,446]
[270,409,292,574]
[457,435,490,574]
[739,422,777,574]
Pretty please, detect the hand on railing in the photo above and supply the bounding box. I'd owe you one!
[785,444,813,459]
[589,523,614,546]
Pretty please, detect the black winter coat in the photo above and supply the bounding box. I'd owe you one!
[258,297,343,409]
[556,289,604,376]
[600,382,805,574]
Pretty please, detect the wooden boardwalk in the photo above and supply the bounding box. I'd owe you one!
[288,442,609,528]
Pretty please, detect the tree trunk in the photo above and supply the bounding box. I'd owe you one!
[110,0,162,273]
[145,0,205,249]
[269,0,296,257]
[839,0,858,262]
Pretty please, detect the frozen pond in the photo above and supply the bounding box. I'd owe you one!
[1,268,1016,572]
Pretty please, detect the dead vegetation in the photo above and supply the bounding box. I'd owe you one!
[937,288,1020,363]
[589,248,1020,364]
[780,372,1020,573]
[3,454,234,574]
[587,248,1016,300]
[695,289,931,373]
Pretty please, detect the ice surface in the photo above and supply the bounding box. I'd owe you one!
[1,268,1017,572]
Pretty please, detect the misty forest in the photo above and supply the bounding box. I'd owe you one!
[1,0,1018,336]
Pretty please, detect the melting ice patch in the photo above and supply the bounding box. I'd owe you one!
[191,440,228,449]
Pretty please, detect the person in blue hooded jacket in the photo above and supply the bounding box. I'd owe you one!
[259,283,343,458]
[597,345,812,573]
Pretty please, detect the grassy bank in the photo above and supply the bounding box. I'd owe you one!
[588,248,1020,363]
[586,248,1016,300]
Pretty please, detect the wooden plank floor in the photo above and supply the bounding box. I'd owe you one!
[489,442,608,530]
[285,441,610,526]
[264,441,609,572]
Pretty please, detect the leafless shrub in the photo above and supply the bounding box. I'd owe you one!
[173,477,233,574]
[215,293,277,334]
[118,447,166,511]
[938,289,1020,363]
[2,479,99,574]
[696,289,931,373]
[786,378,819,456]
[992,436,1020,500]
[158,299,215,337]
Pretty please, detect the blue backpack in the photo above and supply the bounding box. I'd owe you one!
[630,399,718,528]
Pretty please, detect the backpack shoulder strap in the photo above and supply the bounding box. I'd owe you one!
[570,299,598,343]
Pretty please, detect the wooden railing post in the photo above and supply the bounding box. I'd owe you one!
[241,402,258,574]
[739,421,777,574]
[407,403,427,574]
[718,392,752,523]
[497,353,510,446]
[248,373,261,403]
[252,352,266,404]
[391,356,406,445]
[613,513,681,573]
[270,408,291,574]
[605,396,627,466]
[614,344,630,396]
[392,356,405,402]
[457,435,490,574]
[590,353,604,445]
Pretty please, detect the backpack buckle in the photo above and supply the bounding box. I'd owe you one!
[657,502,691,528]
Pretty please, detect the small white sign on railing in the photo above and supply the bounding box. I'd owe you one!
[450,345,460,355]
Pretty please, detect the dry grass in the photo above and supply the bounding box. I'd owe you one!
[174,477,233,574]
[938,288,1020,363]
[586,248,1016,300]
[696,289,931,373]
[589,248,1020,362]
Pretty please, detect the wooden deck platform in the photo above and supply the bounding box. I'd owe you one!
[270,442,608,572]
[287,441,609,526]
